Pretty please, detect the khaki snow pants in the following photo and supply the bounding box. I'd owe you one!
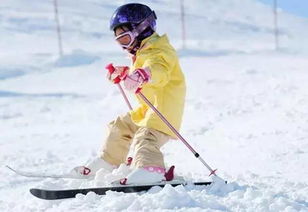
[100,113,170,168]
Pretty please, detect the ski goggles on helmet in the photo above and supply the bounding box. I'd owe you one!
[115,30,138,49]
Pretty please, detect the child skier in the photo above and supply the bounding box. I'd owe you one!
[74,3,186,185]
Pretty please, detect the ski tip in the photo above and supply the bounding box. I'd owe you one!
[30,188,41,198]
[30,188,52,200]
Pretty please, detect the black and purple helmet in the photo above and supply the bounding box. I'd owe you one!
[109,3,157,32]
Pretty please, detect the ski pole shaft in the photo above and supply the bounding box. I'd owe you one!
[117,84,133,110]
[137,91,217,176]
[105,63,133,110]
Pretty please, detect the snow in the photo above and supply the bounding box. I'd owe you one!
[1,0,308,211]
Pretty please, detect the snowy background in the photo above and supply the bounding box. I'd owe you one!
[1,0,308,211]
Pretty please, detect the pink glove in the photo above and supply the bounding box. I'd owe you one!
[124,68,151,92]
[105,63,129,84]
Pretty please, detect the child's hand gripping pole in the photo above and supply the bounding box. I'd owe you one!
[105,63,133,110]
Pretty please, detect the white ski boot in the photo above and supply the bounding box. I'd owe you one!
[118,165,175,185]
[71,157,116,178]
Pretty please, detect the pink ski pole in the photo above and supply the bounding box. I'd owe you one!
[117,84,133,110]
[137,91,217,176]
[105,64,133,110]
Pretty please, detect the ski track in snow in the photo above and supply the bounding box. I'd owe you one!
[1,0,308,211]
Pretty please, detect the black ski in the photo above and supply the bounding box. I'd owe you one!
[30,181,212,200]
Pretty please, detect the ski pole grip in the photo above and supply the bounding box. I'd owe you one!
[105,63,133,110]
[105,63,115,74]
[105,63,122,84]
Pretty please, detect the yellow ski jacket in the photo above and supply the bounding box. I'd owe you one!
[129,33,186,138]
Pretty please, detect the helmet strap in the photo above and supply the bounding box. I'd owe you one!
[128,12,156,54]
[128,39,142,55]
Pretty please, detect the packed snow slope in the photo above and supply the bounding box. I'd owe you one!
[1,0,308,211]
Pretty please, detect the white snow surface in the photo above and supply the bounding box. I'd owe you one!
[1,0,308,211]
